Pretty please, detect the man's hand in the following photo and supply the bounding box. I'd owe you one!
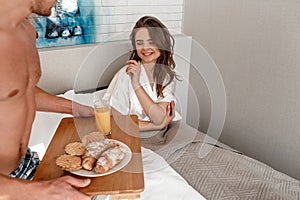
[72,102,94,117]
[29,176,91,200]
[2,175,91,200]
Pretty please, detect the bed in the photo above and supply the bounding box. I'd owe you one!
[30,89,300,200]
[141,121,300,200]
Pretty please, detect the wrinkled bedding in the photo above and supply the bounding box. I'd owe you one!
[141,121,300,200]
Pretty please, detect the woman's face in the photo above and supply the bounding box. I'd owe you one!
[134,28,161,65]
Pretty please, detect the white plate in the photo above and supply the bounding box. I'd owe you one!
[70,140,132,177]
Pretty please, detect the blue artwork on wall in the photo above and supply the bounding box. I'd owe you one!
[33,0,96,48]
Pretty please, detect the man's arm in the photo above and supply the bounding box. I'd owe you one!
[34,87,94,117]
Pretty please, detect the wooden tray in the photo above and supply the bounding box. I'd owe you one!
[33,113,144,197]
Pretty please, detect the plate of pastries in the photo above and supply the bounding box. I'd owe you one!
[55,132,132,177]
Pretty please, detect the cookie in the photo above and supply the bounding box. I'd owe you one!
[65,142,86,156]
[56,154,82,171]
[82,132,105,146]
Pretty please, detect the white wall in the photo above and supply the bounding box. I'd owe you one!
[93,0,184,42]
[184,0,300,179]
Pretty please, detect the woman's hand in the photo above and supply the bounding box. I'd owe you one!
[161,100,175,128]
[126,60,141,90]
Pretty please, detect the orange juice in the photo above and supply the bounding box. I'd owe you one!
[95,107,111,135]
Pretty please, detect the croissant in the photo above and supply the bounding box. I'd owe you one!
[82,139,118,170]
[94,146,126,174]
[81,156,97,171]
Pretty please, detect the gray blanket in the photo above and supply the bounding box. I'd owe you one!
[141,121,300,200]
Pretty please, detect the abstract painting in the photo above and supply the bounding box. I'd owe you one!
[32,0,96,48]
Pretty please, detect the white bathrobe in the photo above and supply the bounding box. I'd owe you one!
[102,64,180,122]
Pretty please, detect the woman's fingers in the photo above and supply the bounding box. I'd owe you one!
[167,101,175,117]
[126,60,141,86]
[126,60,140,73]
[126,59,139,66]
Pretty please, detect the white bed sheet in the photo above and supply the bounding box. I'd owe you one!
[140,147,205,200]
[29,90,206,200]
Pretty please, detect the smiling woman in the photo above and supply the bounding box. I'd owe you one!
[129,16,177,98]
[100,16,180,134]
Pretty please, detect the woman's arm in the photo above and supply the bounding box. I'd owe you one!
[139,101,175,131]
[134,86,168,125]
[34,87,94,117]
[126,60,170,125]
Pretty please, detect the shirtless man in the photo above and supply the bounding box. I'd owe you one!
[0,0,92,199]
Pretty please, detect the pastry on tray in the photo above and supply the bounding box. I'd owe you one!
[81,132,105,146]
[94,145,126,174]
[64,142,86,156]
[82,139,119,171]
[56,138,127,174]
[56,154,82,171]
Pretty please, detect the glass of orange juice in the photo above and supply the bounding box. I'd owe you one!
[94,100,111,136]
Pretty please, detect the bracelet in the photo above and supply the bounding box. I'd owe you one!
[134,85,142,91]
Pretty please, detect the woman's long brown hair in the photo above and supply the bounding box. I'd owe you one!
[129,16,177,98]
